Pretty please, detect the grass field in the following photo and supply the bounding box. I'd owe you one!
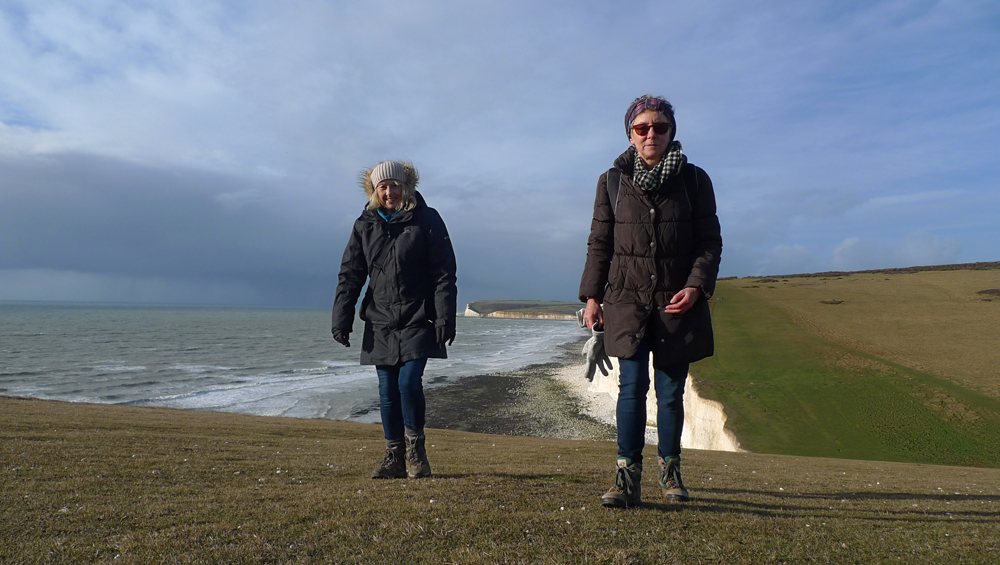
[466,300,581,316]
[693,265,1000,468]
[3,396,999,564]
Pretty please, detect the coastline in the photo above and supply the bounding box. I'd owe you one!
[420,333,743,453]
[423,336,616,441]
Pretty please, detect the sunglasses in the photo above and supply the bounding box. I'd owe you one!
[631,122,672,136]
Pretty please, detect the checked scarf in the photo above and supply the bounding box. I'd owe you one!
[632,141,686,192]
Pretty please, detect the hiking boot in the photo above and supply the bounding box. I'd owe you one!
[405,435,432,479]
[601,457,642,508]
[371,442,407,479]
[658,456,690,502]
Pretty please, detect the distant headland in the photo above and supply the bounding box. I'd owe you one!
[463,300,580,320]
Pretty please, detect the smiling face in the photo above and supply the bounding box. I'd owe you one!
[376,180,403,211]
[628,109,675,168]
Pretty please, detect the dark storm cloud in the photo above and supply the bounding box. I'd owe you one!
[0,153,338,305]
[0,153,593,307]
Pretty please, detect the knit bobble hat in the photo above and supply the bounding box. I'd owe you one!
[370,161,407,187]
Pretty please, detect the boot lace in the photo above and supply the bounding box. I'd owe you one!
[615,465,636,496]
[661,461,683,490]
[406,437,425,464]
[381,447,401,468]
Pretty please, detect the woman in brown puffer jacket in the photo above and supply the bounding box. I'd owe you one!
[579,95,722,509]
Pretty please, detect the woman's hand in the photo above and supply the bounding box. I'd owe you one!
[664,287,701,315]
[436,324,456,347]
[332,328,351,347]
[584,297,604,330]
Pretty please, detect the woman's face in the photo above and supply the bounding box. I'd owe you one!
[628,109,674,167]
[376,180,403,211]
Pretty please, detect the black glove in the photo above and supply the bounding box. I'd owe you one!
[332,328,351,347]
[436,324,456,347]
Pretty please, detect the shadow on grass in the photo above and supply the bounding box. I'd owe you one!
[686,489,999,523]
[423,473,587,482]
[702,487,998,503]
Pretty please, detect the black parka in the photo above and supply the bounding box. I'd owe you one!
[332,191,457,366]
[579,146,722,368]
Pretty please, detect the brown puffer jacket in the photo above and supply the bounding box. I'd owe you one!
[579,146,722,367]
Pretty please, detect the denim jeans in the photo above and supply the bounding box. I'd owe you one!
[375,357,428,441]
[616,339,689,464]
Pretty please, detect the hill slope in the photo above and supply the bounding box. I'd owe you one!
[693,265,1000,467]
[3,396,998,564]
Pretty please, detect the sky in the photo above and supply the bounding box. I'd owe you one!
[1,0,998,308]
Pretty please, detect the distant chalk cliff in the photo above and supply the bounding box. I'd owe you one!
[463,302,578,321]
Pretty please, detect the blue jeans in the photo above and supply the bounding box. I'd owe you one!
[375,358,428,441]
[616,339,689,464]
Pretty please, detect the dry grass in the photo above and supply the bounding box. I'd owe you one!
[4,396,1000,564]
[728,267,1000,398]
[696,271,1000,466]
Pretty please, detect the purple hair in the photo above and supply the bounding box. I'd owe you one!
[624,95,675,138]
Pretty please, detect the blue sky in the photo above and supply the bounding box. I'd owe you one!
[1,0,998,307]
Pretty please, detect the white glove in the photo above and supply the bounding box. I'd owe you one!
[582,327,612,381]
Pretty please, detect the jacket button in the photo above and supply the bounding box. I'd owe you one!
[649,208,655,215]
[650,274,657,282]
[650,242,656,249]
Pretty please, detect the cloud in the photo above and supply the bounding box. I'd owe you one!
[759,244,819,277]
[0,152,338,305]
[0,151,592,306]
[0,268,267,305]
[832,231,962,272]
[1,1,999,305]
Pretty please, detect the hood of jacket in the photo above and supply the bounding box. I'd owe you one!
[359,191,430,224]
[359,161,420,212]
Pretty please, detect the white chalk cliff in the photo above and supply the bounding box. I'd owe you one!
[586,357,743,452]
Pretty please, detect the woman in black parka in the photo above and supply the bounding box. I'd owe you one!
[332,160,457,480]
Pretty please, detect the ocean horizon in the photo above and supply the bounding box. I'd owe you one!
[0,301,585,423]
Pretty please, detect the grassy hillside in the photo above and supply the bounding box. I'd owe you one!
[466,300,581,316]
[3,397,999,564]
[693,265,1000,467]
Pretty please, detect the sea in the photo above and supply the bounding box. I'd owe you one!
[0,302,585,422]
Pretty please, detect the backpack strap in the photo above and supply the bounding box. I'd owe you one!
[607,164,698,216]
[606,168,621,216]
[681,162,698,213]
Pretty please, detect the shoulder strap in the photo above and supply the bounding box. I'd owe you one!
[607,165,697,215]
[606,168,621,216]
[681,163,698,212]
